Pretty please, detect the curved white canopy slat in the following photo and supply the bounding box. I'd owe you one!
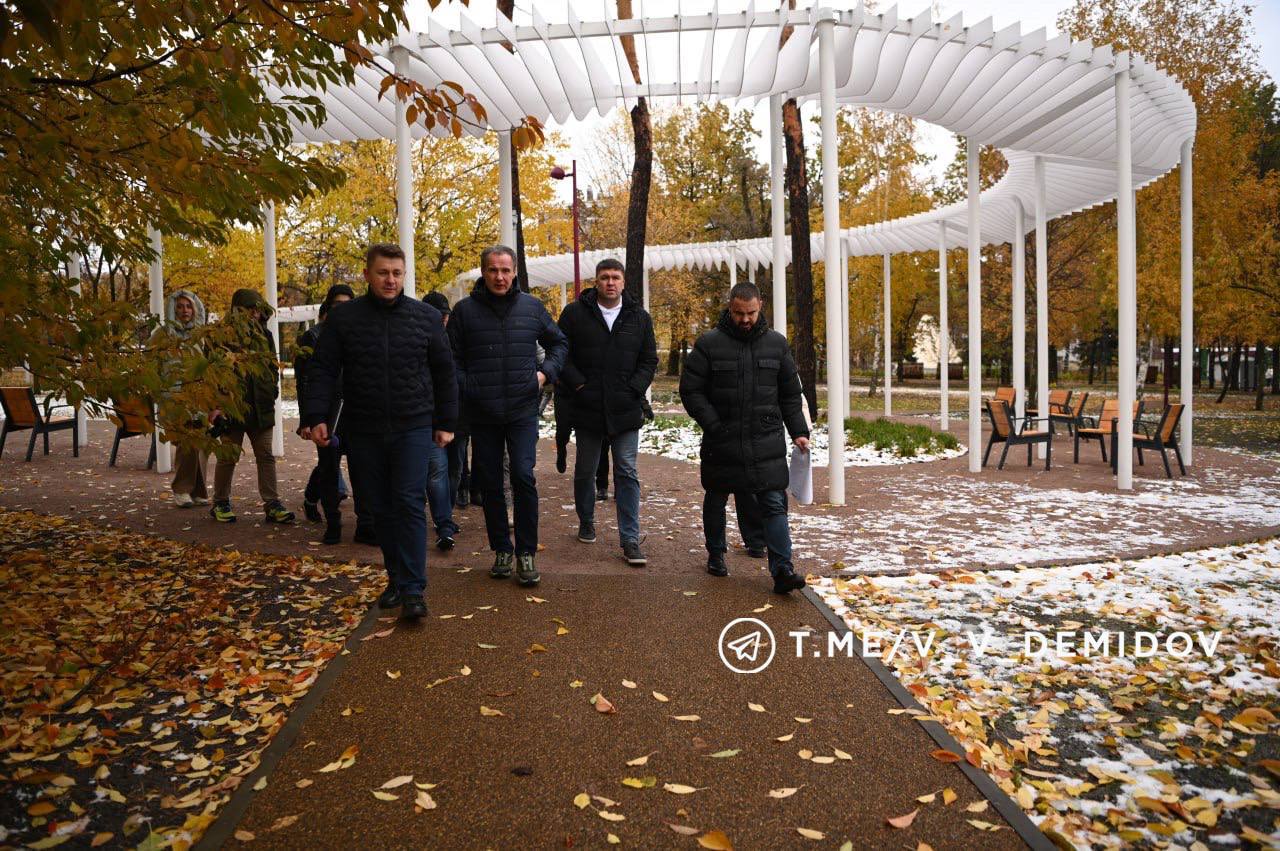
[271,2,1194,285]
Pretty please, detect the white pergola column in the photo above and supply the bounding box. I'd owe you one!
[938,222,949,431]
[1115,66,1137,490]
[148,226,172,474]
[65,252,89,446]
[263,202,284,458]
[966,138,982,473]
[393,47,416,298]
[769,94,787,337]
[841,239,851,413]
[1179,139,1194,465]
[1012,200,1026,424]
[882,252,892,417]
[1035,157,1049,458]
[818,14,844,503]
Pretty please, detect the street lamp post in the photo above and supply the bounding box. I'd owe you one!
[550,161,581,298]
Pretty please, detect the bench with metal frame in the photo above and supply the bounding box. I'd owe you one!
[108,398,157,469]
[1131,402,1186,478]
[1074,398,1143,465]
[0,386,80,461]
[983,398,1052,470]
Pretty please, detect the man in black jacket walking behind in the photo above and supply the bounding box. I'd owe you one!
[679,283,810,594]
[450,245,567,586]
[302,244,457,620]
[557,258,657,566]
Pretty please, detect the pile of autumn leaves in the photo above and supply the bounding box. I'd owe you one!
[0,511,383,849]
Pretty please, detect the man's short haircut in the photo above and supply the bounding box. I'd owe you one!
[480,245,517,268]
[595,258,625,278]
[729,282,762,303]
[365,243,405,268]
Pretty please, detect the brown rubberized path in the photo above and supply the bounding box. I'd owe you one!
[230,568,1025,849]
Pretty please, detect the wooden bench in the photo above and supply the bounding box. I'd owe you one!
[983,398,1052,470]
[1074,398,1143,465]
[108,399,157,468]
[1133,403,1186,478]
[0,387,80,461]
[897,362,924,380]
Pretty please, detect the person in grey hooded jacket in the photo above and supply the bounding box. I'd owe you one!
[155,289,209,508]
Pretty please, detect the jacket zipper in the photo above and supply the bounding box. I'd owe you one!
[383,310,391,431]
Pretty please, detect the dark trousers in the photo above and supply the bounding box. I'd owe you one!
[448,432,469,505]
[703,489,793,577]
[304,445,342,521]
[471,417,539,555]
[345,427,432,597]
[596,438,610,491]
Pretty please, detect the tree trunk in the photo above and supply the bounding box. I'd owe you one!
[666,326,681,376]
[782,97,817,420]
[1216,341,1240,403]
[1162,336,1174,406]
[1272,342,1279,394]
[1048,343,1058,383]
[1087,338,1096,385]
[624,99,652,293]
[1207,342,1216,389]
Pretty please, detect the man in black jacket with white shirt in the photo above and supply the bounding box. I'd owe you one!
[302,243,457,620]
[556,258,658,566]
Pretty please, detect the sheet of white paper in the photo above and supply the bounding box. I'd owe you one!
[788,448,813,505]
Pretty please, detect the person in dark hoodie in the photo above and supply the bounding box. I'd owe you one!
[555,258,657,566]
[294,284,363,545]
[209,288,295,525]
[302,244,457,621]
[449,245,567,587]
[679,283,810,595]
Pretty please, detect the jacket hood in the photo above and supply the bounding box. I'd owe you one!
[230,288,273,317]
[717,309,769,342]
[165,289,206,331]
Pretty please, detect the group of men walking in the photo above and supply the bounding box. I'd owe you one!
[174,242,810,620]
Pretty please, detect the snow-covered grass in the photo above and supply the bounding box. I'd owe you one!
[811,539,1280,849]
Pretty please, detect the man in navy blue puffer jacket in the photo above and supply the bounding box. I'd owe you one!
[449,245,567,586]
[303,243,457,620]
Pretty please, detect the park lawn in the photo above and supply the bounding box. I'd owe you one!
[0,511,383,849]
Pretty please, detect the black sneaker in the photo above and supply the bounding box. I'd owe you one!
[209,500,236,523]
[746,546,767,559]
[516,553,540,587]
[772,569,807,595]
[577,520,596,543]
[490,551,514,579]
[322,522,342,545]
[470,490,483,507]
[377,584,402,609]
[264,500,296,524]
[303,500,322,523]
[596,488,608,502]
[437,534,455,551]
[402,595,427,619]
[706,553,729,577]
[353,525,378,546]
[622,540,647,567]
[456,489,470,508]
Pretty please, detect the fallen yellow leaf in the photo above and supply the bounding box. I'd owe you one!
[887,809,919,828]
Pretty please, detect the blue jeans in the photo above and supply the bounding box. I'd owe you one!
[704,489,794,577]
[427,442,457,537]
[574,428,640,545]
[345,427,432,597]
[471,418,539,555]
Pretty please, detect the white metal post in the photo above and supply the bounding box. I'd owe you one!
[148,226,172,474]
[263,202,284,458]
[819,15,845,504]
[1115,68,1137,490]
[499,131,514,247]
[65,252,89,446]
[1179,139,1194,466]
[393,47,416,298]
[938,221,949,431]
[1012,200,1026,425]
[966,138,982,473]
[882,252,892,418]
[1035,157,1050,458]
[769,94,787,337]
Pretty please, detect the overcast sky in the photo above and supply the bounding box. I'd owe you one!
[411,0,1278,200]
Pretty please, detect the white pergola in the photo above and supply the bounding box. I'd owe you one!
[146,2,1197,500]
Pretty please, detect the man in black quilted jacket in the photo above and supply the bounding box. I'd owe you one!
[556,258,658,567]
[450,245,567,587]
[679,283,810,595]
[302,244,457,620]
